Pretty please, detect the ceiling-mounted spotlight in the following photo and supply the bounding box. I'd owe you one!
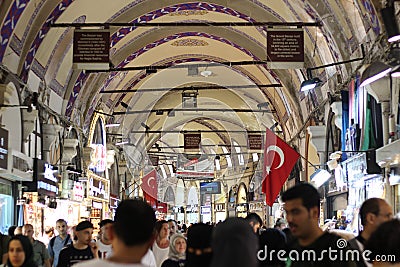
[381,5,400,43]
[359,61,392,87]
[300,68,322,91]
[146,68,157,74]
[168,110,175,117]
[120,101,129,109]
[141,122,150,131]
[200,70,213,77]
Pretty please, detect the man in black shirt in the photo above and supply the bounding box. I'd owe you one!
[57,221,98,267]
[348,198,393,267]
[282,183,356,267]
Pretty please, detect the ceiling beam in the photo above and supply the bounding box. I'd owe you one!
[51,21,321,28]
[113,108,274,115]
[100,84,282,94]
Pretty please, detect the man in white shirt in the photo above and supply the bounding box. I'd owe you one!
[96,219,113,259]
[74,199,156,267]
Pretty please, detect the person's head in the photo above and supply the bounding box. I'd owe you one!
[245,213,262,234]
[168,219,178,236]
[8,226,17,237]
[75,221,94,246]
[365,219,400,266]
[7,235,35,267]
[44,226,54,238]
[274,218,287,230]
[99,219,113,243]
[14,226,23,235]
[281,183,320,239]
[186,223,213,267]
[55,219,68,236]
[210,218,258,267]
[112,199,156,251]
[22,224,34,240]
[168,233,187,261]
[259,228,287,267]
[359,198,393,234]
[154,220,169,240]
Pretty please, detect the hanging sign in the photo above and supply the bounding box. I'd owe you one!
[88,174,109,200]
[248,134,262,149]
[267,28,304,69]
[73,29,110,70]
[71,181,84,202]
[184,133,201,150]
[0,128,8,169]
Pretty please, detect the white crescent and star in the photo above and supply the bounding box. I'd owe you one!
[147,176,155,189]
[265,145,285,174]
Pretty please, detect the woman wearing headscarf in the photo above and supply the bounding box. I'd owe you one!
[161,233,186,267]
[2,235,37,267]
[210,218,258,267]
[185,223,213,267]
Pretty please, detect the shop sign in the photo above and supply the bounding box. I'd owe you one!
[236,203,248,212]
[249,202,264,211]
[0,128,8,170]
[214,203,225,212]
[184,133,201,149]
[72,181,84,202]
[110,194,119,209]
[24,159,58,197]
[186,204,198,213]
[201,205,211,215]
[89,144,107,172]
[92,200,103,209]
[88,175,109,200]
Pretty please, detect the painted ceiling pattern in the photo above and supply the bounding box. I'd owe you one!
[0,0,386,166]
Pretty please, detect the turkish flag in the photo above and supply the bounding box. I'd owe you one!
[141,169,158,199]
[262,128,300,206]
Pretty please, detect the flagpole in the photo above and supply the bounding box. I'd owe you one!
[297,153,321,170]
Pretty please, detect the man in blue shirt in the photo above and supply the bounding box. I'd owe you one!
[48,219,72,267]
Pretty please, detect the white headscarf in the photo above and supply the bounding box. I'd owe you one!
[168,233,186,261]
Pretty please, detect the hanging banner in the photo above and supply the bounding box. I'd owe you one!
[267,28,304,69]
[176,154,214,180]
[73,29,110,70]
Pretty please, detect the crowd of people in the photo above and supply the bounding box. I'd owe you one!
[0,183,399,267]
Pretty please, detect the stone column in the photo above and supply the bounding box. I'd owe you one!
[60,138,79,199]
[42,124,62,162]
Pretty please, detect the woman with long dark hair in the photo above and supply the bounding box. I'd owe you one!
[3,235,37,267]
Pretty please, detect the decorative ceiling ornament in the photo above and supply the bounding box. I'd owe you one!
[169,10,208,16]
[171,38,209,46]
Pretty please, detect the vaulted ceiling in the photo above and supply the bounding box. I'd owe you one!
[0,0,385,170]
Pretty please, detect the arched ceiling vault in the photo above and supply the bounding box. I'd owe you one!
[0,0,385,170]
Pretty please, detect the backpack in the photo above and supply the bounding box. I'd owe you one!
[49,234,71,251]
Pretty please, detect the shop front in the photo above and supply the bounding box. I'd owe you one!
[87,171,110,235]
[342,152,382,234]
[0,178,13,233]
[236,183,248,218]
[186,186,199,224]
[214,203,226,223]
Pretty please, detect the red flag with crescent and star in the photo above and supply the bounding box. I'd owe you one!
[262,128,300,206]
[141,169,158,199]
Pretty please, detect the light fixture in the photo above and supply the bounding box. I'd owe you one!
[392,65,400,78]
[300,77,322,91]
[200,70,213,77]
[105,123,120,128]
[300,68,323,91]
[301,49,365,91]
[359,61,392,87]
[115,141,129,146]
[381,5,400,43]
[310,169,331,188]
[120,101,129,109]
[155,110,164,115]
